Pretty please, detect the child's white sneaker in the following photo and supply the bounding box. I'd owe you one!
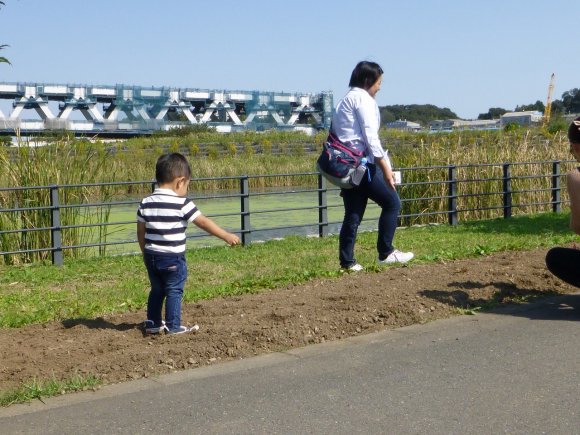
[144,320,167,334]
[166,324,200,335]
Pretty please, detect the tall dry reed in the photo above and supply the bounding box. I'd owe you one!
[389,128,572,224]
[0,138,118,264]
[0,127,574,263]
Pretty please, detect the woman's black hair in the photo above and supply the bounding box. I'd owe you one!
[155,152,192,184]
[568,116,580,144]
[349,61,384,90]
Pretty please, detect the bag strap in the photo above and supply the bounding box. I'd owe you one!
[326,122,338,145]
[329,119,369,159]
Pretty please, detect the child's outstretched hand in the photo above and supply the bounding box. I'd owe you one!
[224,233,241,246]
[193,215,242,246]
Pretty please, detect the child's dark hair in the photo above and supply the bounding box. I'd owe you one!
[349,61,384,90]
[568,116,580,144]
[155,153,191,184]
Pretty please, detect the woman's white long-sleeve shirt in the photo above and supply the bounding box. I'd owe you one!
[332,87,391,168]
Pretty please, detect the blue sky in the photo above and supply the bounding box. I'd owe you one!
[0,0,578,119]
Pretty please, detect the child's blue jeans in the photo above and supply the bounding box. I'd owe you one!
[144,252,187,332]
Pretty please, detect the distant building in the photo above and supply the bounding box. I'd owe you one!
[500,111,543,127]
[429,118,500,132]
[385,119,422,132]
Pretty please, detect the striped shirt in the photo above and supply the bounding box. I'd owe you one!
[137,188,201,255]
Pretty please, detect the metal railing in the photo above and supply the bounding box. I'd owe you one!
[0,160,574,266]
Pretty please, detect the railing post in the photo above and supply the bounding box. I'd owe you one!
[503,163,512,219]
[448,165,458,226]
[318,173,328,237]
[552,160,561,213]
[50,185,63,266]
[240,176,251,245]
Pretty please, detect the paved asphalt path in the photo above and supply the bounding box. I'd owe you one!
[1,293,579,435]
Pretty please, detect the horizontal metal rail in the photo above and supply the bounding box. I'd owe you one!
[0,159,575,266]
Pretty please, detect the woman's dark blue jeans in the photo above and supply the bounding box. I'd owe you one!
[339,163,401,268]
[143,252,188,332]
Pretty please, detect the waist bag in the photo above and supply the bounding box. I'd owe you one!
[316,132,366,189]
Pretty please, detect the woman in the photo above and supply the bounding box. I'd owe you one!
[545,117,580,288]
[332,61,413,271]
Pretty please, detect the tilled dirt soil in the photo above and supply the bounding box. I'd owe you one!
[0,248,575,393]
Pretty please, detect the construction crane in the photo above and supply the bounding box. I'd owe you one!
[543,73,555,126]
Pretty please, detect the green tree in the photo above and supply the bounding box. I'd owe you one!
[514,100,545,113]
[551,99,564,115]
[380,104,457,126]
[478,107,507,120]
[561,88,580,114]
[0,45,9,64]
[0,1,10,65]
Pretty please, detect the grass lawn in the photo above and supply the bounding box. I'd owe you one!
[0,212,576,329]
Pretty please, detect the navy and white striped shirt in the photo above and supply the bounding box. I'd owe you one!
[137,188,201,255]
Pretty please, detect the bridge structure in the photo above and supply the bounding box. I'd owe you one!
[0,82,333,137]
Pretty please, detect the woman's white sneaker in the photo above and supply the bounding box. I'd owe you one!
[345,263,364,272]
[378,250,414,265]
